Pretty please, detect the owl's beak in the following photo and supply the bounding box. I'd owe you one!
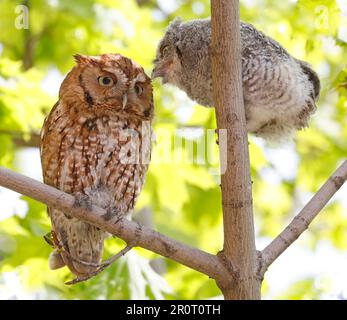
[122,94,128,109]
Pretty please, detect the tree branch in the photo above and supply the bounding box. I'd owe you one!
[0,166,234,283]
[0,130,40,148]
[211,0,260,299]
[260,160,347,274]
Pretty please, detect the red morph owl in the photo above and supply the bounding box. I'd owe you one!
[40,54,153,277]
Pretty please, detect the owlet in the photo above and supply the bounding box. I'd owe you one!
[152,18,320,141]
[40,53,153,277]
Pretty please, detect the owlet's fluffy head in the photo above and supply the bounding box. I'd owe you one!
[60,53,154,120]
[152,18,212,106]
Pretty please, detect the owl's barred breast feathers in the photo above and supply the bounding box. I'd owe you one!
[152,18,320,141]
[40,54,153,277]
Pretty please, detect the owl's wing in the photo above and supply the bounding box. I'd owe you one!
[40,101,105,276]
[41,101,66,269]
[40,101,70,187]
[41,101,68,269]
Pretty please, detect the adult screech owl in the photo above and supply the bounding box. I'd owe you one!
[40,53,153,277]
[152,18,320,141]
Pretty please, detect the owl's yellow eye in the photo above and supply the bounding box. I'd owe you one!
[135,83,143,96]
[98,76,114,86]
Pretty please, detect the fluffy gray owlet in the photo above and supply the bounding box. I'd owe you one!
[152,18,320,141]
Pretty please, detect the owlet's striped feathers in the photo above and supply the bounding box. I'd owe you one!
[152,18,320,141]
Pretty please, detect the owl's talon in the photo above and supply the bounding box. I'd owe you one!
[102,207,120,221]
[43,231,54,248]
[73,194,92,211]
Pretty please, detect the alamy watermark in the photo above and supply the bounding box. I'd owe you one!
[314,5,329,30]
[118,121,227,175]
[15,5,29,29]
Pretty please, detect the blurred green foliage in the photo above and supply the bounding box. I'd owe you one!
[0,0,346,299]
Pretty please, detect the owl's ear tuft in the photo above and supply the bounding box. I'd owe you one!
[73,54,91,67]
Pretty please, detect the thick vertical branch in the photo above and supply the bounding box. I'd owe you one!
[211,0,260,299]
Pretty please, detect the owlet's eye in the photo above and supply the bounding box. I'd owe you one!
[98,76,114,86]
[134,83,143,96]
[161,46,169,57]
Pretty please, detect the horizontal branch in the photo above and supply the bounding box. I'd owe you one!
[0,130,40,148]
[261,160,347,274]
[0,166,232,282]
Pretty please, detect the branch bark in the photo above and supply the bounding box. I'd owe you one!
[0,130,40,148]
[0,166,233,284]
[260,160,347,274]
[211,0,260,299]
[0,156,346,297]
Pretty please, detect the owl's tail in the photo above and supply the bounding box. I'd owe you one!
[298,60,321,101]
[50,215,106,277]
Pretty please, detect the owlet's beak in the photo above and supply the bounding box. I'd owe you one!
[151,61,171,83]
[151,67,164,79]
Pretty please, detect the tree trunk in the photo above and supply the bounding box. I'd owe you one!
[211,0,261,299]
